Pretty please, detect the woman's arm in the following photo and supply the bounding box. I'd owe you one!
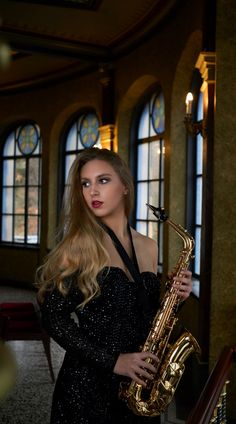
[40,285,119,372]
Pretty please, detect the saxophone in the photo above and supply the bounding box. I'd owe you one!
[119,204,201,417]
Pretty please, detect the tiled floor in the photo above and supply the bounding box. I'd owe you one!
[0,285,185,424]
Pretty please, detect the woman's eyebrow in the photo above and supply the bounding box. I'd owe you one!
[80,173,112,181]
[97,173,112,178]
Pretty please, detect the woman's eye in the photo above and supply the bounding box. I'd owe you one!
[81,181,90,188]
[100,178,110,184]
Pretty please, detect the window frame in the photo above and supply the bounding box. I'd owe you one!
[185,69,213,361]
[186,91,203,297]
[0,121,42,247]
[130,86,165,272]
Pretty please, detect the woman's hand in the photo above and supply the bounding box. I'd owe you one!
[113,352,158,387]
[171,269,192,301]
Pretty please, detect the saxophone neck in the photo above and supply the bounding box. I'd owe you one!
[167,218,195,252]
[146,203,194,252]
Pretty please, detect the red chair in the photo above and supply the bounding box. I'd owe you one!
[0,302,55,382]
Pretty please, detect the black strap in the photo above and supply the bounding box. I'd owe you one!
[102,223,142,284]
[102,223,152,316]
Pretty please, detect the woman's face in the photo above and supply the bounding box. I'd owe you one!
[80,159,127,221]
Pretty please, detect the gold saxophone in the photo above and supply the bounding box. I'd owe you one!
[119,204,201,417]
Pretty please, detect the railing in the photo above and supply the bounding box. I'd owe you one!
[186,346,236,424]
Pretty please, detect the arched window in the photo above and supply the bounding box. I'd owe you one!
[1,123,42,245]
[186,71,203,297]
[63,111,101,185]
[193,92,203,292]
[132,88,165,271]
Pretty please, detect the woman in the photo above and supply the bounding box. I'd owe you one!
[36,147,192,424]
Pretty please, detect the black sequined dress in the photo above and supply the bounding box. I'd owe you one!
[41,228,161,424]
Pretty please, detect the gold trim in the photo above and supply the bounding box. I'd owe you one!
[195,52,216,83]
[99,124,117,151]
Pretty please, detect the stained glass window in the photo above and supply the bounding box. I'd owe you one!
[1,123,42,245]
[134,89,165,272]
[63,111,101,185]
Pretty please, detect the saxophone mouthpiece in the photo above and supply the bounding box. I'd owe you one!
[146,204,168,222]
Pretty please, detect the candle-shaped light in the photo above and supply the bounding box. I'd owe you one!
[185,92,193,115]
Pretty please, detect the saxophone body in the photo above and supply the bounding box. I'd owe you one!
[119,205,201,417]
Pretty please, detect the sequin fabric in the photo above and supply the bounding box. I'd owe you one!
[41,267,161,424]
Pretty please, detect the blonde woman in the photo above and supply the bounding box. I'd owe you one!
[37,148,192,424]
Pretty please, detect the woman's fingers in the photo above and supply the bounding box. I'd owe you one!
[131,354,157,387]
[113,351,158,385]
[171,270,192,300]
[131,373,149,387]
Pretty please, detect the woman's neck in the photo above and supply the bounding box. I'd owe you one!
[101,216,129,240]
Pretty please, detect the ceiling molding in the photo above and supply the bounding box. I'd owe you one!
[0,26,110,62]
[0,0,181,93]
[8,0,102,10]
[0,61,97,95]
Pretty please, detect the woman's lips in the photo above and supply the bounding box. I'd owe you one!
[92,201,103,208]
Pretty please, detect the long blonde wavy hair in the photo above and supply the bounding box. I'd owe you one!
[36,147,134,307]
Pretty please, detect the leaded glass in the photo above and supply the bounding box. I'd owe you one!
[3,160,14,185]
[3,133,14,157]
[29,158,40,185]
[149,140,161,179]
[194,227,201,275]
[65,154,77,184]
[196,177,202,226]
[27,216,38,244]
[28,187,39,214]
[15,159,26,186]
[138,103,149,139]
[196,135,203,174]
[17,124,39,155]
[2,216,13,242]
[1,123,42,245]
[15,187,25,213]
[63,111,101,190]
[14,215,25,243]
[137,143,148,180]
[194,93,203,281]
[135,88,165,270]
[151,92,165,134]
[149,181,159,207]
[80,113,99,148]
[2,188,13,213]
[136,182,148,220]
[66,123,77,151]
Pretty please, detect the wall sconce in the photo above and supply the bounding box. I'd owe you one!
[184,92,207,138]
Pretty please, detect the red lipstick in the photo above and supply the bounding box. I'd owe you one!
[92,201,103,208]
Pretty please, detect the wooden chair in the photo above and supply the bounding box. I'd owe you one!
[0,302,55,382]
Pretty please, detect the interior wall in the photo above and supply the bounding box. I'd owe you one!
[117,74,157,163]
[168,30,203,341]
[211,0,236,418]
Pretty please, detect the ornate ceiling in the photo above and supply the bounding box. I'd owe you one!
[0,0,179,93]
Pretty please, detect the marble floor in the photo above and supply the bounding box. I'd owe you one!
[0,285,185,424]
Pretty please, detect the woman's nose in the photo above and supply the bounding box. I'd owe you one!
[90,183,99,196]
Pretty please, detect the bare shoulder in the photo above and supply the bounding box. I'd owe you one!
[131,228,158,271]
